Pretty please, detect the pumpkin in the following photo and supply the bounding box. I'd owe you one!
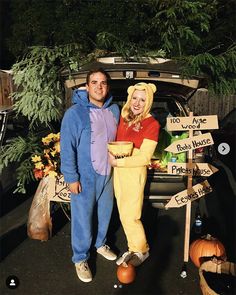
[117,262,136,284]
[189,234,226,268]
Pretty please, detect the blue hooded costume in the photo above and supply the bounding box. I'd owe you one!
[60,89,120,263]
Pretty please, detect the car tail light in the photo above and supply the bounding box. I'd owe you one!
[195,147,204,153]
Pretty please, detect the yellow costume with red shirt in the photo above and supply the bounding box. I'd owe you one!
[114,83,160,253]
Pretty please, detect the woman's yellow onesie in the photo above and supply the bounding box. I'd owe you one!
[114,83,160,253]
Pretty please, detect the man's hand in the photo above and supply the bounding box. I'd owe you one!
[68,181,82,194]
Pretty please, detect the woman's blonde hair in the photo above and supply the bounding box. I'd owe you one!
[122,82,157,125]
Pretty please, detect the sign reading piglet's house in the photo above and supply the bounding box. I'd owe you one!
[167,162,218,177]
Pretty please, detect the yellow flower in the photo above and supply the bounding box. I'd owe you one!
[50,150,57,157]
[32,132,61,180]
[35,162,44,169]
[42,133,54,145]
[53,141,60,153]
[48,170,58,178]
[42,137,51,145]
[53,132,60,141]
[31,155,42,162]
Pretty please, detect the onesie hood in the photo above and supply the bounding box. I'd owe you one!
[72,89,113,108]
[121,82,157,119]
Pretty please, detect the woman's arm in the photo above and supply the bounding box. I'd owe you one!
[115,138,158,167]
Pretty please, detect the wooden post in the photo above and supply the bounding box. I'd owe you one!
[182,112,194,277]
[164,112,218,277]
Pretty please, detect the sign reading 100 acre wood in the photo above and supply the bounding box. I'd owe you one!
[167,115,219,131]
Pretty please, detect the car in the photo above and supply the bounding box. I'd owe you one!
[0,106,28,195]
[211,108,236,175]
[61,56,212,209]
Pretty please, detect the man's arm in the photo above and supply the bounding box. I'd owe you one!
[60,108,81,183]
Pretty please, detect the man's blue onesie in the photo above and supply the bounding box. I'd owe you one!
[60,89,120,263]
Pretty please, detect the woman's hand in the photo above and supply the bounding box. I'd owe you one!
[108,152,117,167]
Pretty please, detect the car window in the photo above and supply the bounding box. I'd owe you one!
[1,113,30,145]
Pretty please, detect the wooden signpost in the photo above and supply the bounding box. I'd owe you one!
[167,115,219,131]
[167,162,218,177]
[164,112,219,277]
[165,180,213,209]
[165,132,214,153]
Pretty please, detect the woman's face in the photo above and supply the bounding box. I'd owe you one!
[130,90,146,116]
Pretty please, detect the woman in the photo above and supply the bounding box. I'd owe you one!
[109,82,160,267]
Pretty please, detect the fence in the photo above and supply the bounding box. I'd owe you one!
[0,70,14,107]
[188,89,236,120]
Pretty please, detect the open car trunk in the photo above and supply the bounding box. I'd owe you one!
[62,57,207,208]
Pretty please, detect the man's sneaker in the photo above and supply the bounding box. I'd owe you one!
[129,251,149,267]
[97,245,117,261]
[116,251,133,265]
[75,261,92,283]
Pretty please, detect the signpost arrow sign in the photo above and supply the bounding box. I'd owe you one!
[167,162,218,176]
[165,132,214,154]
[167,115,219,131]
[165,180,213,209]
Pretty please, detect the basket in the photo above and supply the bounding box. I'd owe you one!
[108,141,133,159]
[199,260,236,295]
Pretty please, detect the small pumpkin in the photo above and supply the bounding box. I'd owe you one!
[117,262,136,284]
[190,234,226,268]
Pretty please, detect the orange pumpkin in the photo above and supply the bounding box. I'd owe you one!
[117,262,136,284]
[189,234,226,268]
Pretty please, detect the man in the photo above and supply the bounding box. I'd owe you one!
[60,68,120,282]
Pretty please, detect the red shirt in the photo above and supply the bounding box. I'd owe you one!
[116,116,160,149]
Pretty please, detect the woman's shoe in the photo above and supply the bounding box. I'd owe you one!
[129,251,149,266]
[116,251,133,265]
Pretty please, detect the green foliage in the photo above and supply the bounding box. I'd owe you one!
[0,133,44,193]
[14,159,35,194]
[150,0,216,56]
[180,44,236,95]
[11,43,83,125]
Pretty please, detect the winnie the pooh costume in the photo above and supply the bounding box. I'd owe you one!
[114,82,160,265]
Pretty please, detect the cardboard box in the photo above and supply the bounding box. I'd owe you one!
[47,175,71,202]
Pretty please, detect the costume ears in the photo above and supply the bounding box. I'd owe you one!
[127,85,135,94]
[127,83,157,95]
[148,83,157,93]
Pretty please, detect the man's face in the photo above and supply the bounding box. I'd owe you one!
[86,72,109,107]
